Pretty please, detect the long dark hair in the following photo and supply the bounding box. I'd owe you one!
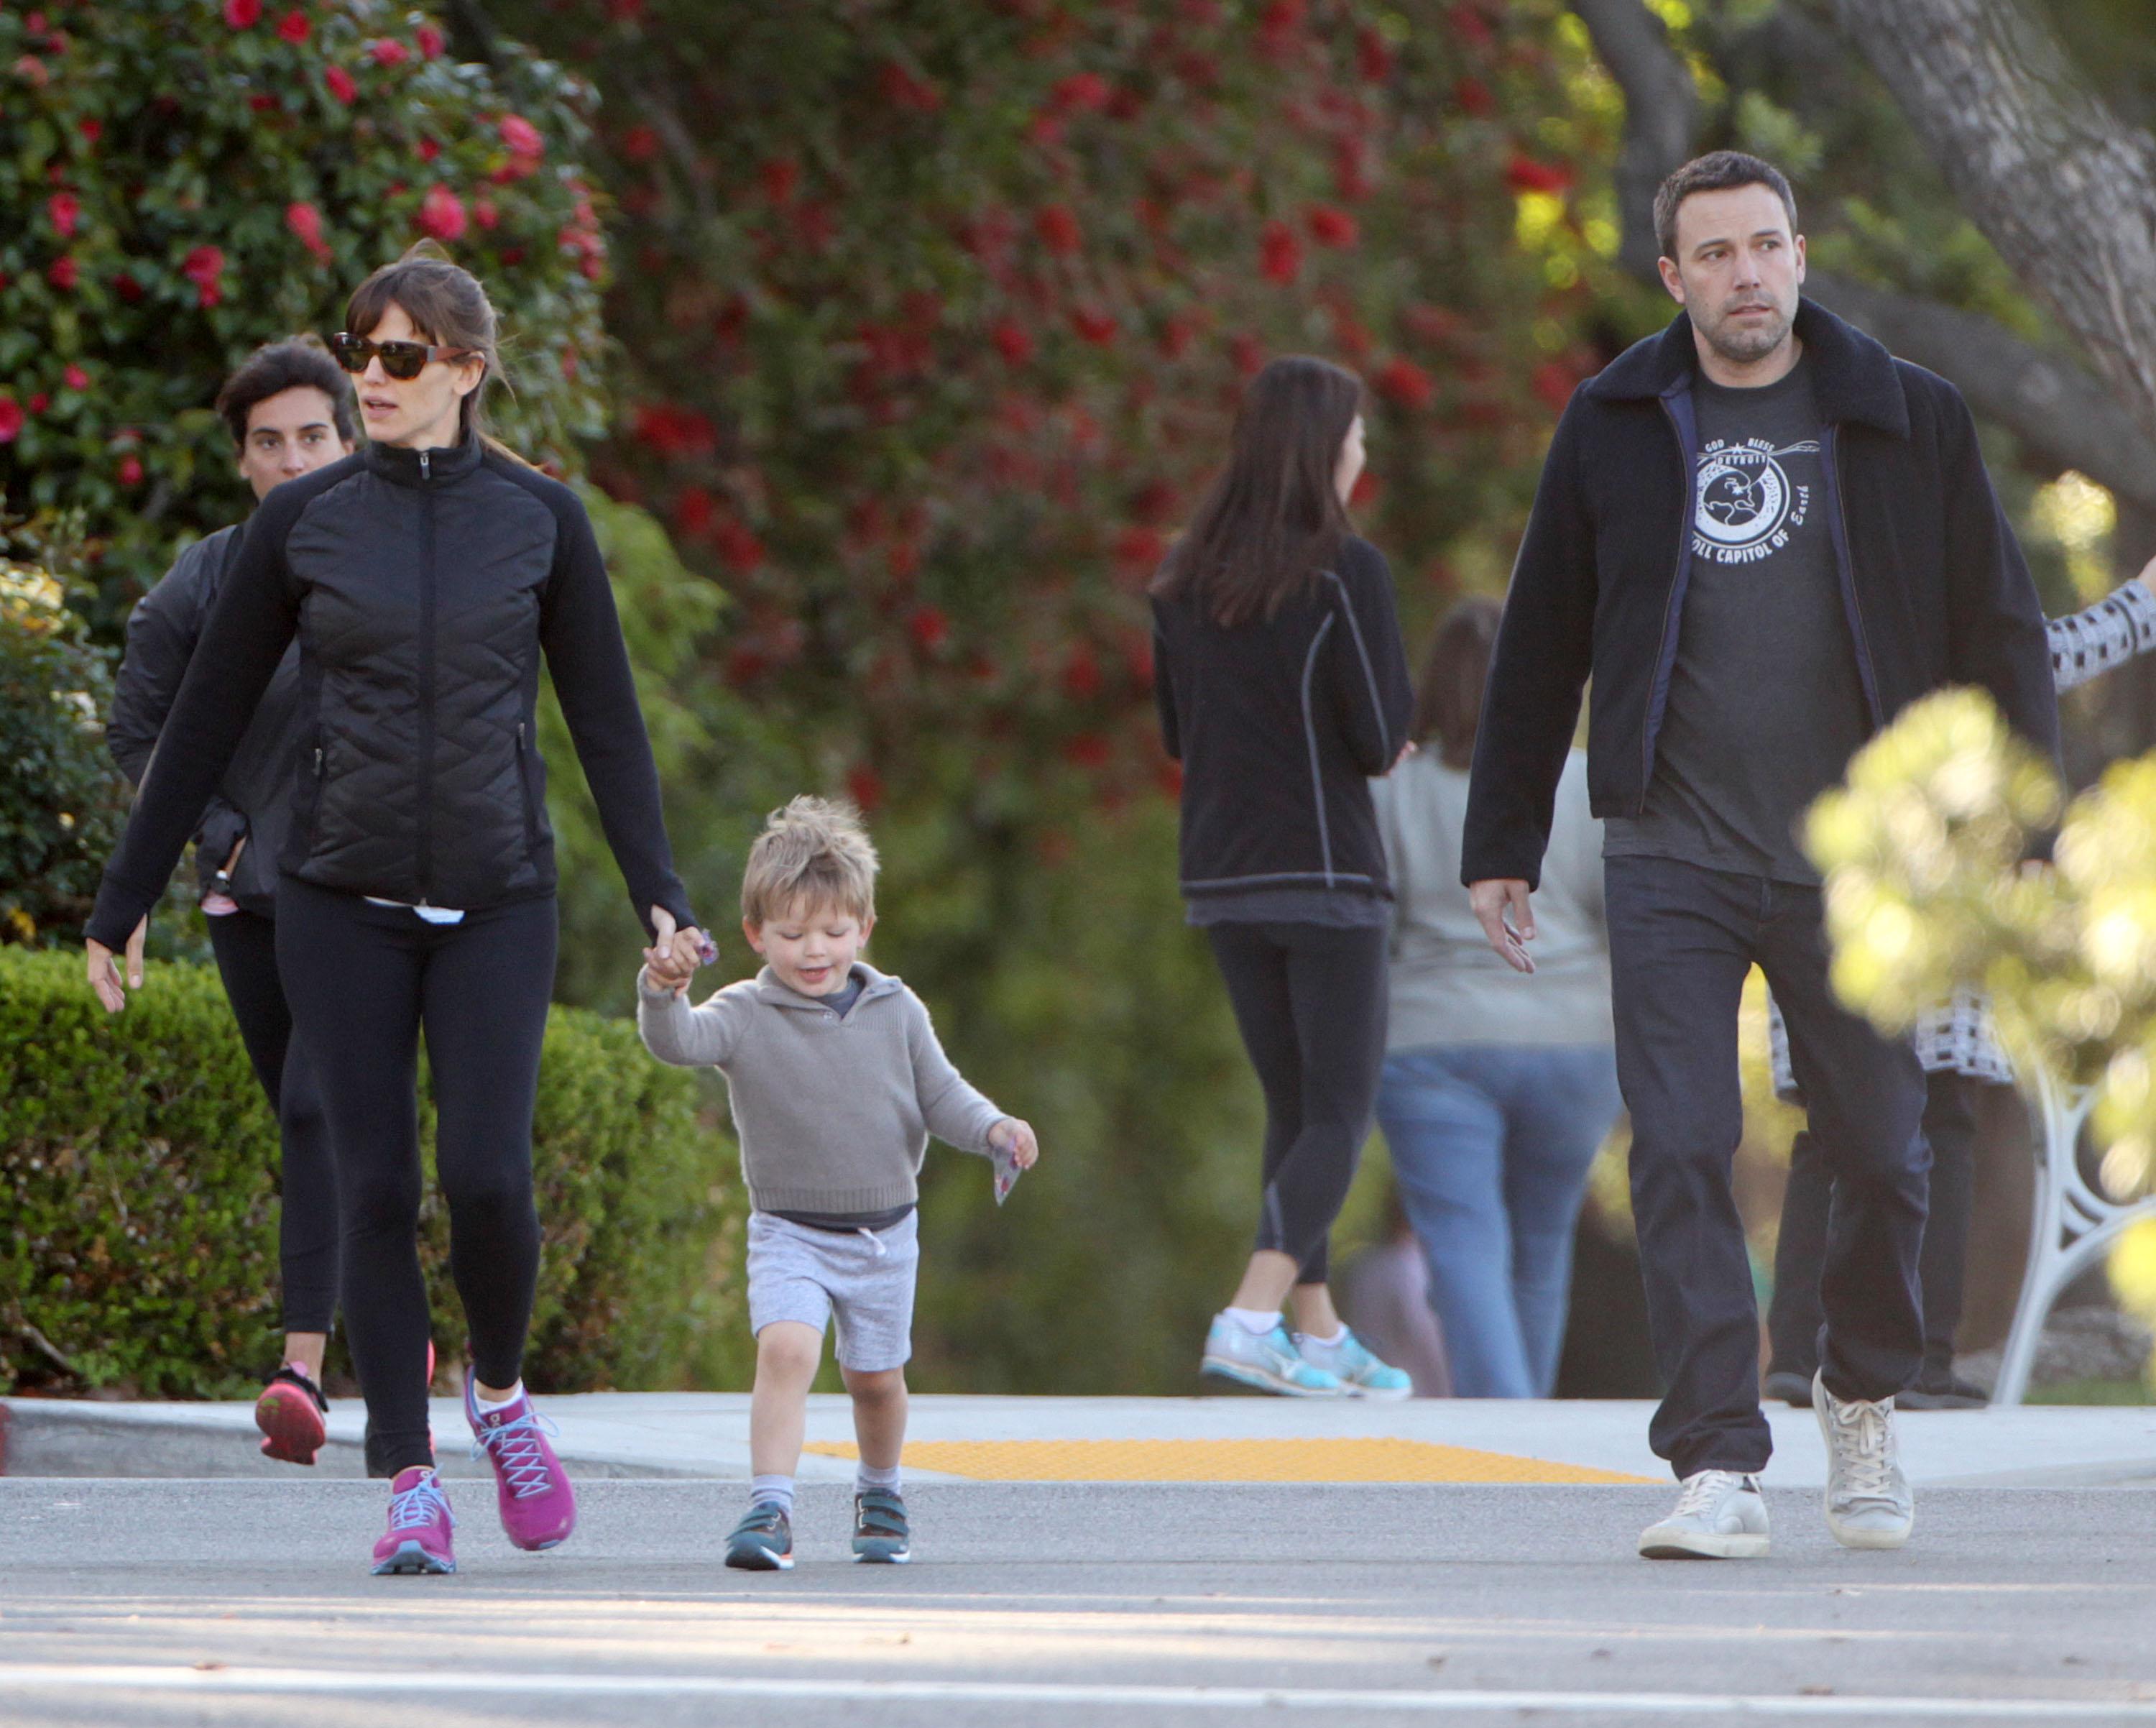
[1411,596,1503,769]
[1151,356,1364,628]
[343,242,508,445]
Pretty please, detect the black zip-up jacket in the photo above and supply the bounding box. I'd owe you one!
[1153,534,1413,907]
[86,436,695,949]
[108,525,301,916]
[1461,298,2058,890]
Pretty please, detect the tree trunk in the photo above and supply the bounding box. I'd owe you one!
[1831,0,2156,448]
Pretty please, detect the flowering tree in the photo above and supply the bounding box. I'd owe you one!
[0,0,610,630]
[484,0,1622,1390]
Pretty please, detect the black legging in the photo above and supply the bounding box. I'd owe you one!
[275,875,558,1477]
[1205,921,1388,1287]
[206,909,338,1335]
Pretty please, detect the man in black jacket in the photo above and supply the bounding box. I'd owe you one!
[1460,153,2056,1560]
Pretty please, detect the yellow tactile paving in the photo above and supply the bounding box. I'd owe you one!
[800,1437,1655,1484]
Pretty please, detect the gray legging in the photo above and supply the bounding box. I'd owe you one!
[1204,920,1388,1285]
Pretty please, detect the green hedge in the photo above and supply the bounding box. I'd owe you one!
[0,946,750,1397]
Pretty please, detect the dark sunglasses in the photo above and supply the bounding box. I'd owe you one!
[331,332,473,381]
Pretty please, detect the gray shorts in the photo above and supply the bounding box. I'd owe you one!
[745,1209,918,1372]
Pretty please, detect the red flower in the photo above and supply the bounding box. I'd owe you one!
[672,484,715,536]
[224,0,262,27]
[908,606,950,652]
[1503,155,1572,196]
[1158,316,1195,361]
[1064,732,1111,770]
[47,255,77,291]
[369,37,408,66]
[182,244,225,308]
[249,92,277,111]
[118,454,145,485]
[619,124,659,162]
[714,518,764,574]
[1051,70,1110,112]
[63,363,89,391]
[415,23,444,58]
[990,318,1034,365]
[417,136,441,162]
[473,196,499,231]
[325,65,356,104]
[1258,219,1302,284]
[114,271,143,303]
[1531,359,1578,414]
[499,114,545,159]
[47,190,79,239]
[877,59,943,114]
[1034,203,1081,254]
[758,157,798,205]
[0,398,22,444]
[1356,24,1395,81]
[1061,643,1103,700]
[631,402,717,458]
[1350,469,1381,507]
[1453,75,1494,116]
[1230,331,1265,376]
[77,117,102,143]
[1115,525,1168,574]
[417,184,466,242]
[1306,204,1357,248]
[846,766,885,814]
[29,392,47,414]
[1256,0,1305,56]
[275,7,308,42]
[285,200,331,259]
[1069,305,1118,346]
[1374,356,1435,410]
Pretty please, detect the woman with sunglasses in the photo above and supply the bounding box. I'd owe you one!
[83,244,711,1577]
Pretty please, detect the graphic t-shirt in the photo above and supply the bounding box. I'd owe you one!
[1603,355,1870,885]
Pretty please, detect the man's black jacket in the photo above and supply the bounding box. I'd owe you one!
[108,525,302,915]
[1460,298,2059,890]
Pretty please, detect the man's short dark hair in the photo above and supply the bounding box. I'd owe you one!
[215,336,356,447]
[1653,151,1798,262]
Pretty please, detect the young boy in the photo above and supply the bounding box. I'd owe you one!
[637,796,1039,1569]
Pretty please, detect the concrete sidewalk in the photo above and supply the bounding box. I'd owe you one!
[6,1391,2153,1487]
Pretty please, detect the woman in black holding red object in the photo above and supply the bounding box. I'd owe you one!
[83,247,710,1576]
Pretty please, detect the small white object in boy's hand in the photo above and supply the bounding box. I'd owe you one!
[987,1116,1039,1206]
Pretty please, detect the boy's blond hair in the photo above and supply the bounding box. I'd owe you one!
[741,795,879,925]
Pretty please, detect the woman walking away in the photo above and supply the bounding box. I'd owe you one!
[81,245,710,1576]
[1373,598,1623,1398]
[1151,354,1416,1399]
[106,338,355,1465]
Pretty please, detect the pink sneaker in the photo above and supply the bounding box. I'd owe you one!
[255,1364,328,1466]
[371,1466,456,1575]
[464,1371,576,1551]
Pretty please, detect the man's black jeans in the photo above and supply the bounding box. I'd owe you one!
[1769,1071,1978,1387]
[1604,855,1929,1478]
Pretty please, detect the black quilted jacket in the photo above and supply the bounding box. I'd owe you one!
[86,436,694,947]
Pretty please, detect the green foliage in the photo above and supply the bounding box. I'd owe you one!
[0,0,610,632]
[0,945,749,1396]
[0,559,129,945]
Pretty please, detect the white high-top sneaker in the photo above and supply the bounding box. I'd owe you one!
[1812,1369,1915,1549]
[1637,1469,1770,1560]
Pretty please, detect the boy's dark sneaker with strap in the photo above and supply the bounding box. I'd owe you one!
[851,1489,911,1563]
[254,1362,329,1466]
[725,1502,794,1571]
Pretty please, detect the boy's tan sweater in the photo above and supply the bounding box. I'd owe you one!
[635,961,1005,1214]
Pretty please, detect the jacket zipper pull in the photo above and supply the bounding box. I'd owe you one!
[313,746,324,776]
[419,449,430,481]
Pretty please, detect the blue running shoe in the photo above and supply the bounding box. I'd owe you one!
[851,1489,911,1563]
[1200,1313,1346,1397]
[1298,1326,1412,1400]
[724,1501,794,1571]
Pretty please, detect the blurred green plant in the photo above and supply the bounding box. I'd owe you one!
[0,945,748,1397]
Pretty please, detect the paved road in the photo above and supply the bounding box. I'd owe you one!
[4,1480,2155,1725]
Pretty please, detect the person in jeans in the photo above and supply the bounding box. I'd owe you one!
[1764,565,2156,1410]
[1151,355,1416,1401]
[1460,152,2058,1559]
[83,247,711,1576]
[106,338,354,1466]
[1374,597,1621,1398]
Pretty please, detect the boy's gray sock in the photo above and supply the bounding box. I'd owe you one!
[856,1462,902,1495]
[751,1474,796,1514]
